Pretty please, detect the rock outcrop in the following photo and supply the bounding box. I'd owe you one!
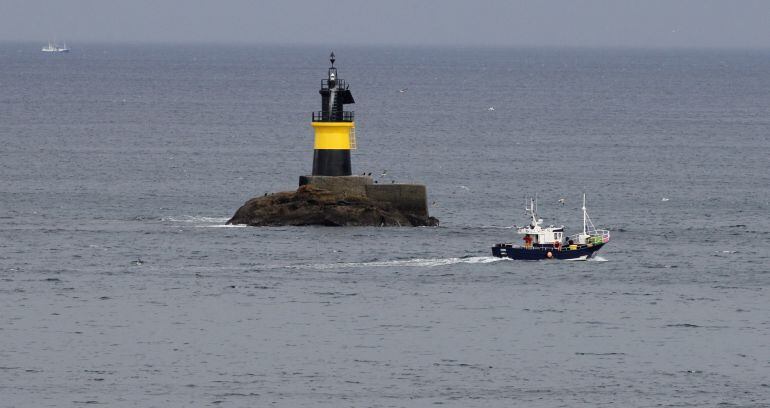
[227,185,439,227]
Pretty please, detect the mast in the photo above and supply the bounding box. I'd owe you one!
[526,197,539,228]
[582,193,587,235]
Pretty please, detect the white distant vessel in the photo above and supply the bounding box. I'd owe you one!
[41,40,69,53]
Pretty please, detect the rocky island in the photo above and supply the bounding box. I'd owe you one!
[228,183,438,227]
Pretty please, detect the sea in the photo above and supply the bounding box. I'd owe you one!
[1,43,768,407]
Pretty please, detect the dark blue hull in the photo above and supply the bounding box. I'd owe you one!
[492,243,605,260]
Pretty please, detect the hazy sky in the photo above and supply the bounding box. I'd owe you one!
[3,0,770,48]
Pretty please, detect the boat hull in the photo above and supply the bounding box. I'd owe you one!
[492,243,605,260]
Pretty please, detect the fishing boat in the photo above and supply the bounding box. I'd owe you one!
[41,40,69,53]
[492,194,610,260]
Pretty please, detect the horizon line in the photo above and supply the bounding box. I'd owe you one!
[2,39,770,52]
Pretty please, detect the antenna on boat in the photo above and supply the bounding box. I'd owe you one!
[582,193,587,235]
[524,195,530,215]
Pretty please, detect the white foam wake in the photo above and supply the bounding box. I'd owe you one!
[298,256,507,270]
[589,256,609,262]
[163,216,230,224]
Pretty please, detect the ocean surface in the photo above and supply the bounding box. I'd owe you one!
[1,43,769,407]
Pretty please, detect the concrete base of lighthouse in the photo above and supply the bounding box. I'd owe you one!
[298,175,372,197]
[299,175,430,218]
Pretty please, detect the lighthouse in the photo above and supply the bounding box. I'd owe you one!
[284,53,435,226]
[230,53,437,227]
[311,52,356,176]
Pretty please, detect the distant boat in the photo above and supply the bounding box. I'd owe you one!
[41,40,69,53]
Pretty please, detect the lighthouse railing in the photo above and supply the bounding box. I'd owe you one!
[312,111,355,122]
[321,79,349,90]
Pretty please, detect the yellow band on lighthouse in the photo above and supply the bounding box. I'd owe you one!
[312,122,355,150]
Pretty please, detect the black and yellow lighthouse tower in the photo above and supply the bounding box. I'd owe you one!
[311,52,355,176]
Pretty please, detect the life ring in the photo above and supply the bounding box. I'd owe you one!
[546,251,553,258]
